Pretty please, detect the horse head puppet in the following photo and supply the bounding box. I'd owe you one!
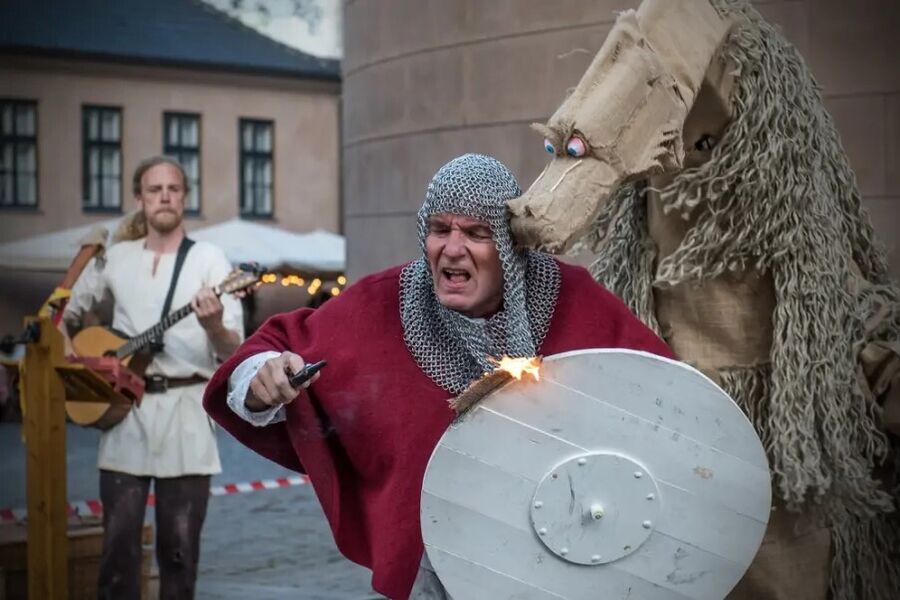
[509,1,900,598]
[510,0,733,252]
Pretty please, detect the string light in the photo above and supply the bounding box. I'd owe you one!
[277,275,309,287]
[257,272,347,296]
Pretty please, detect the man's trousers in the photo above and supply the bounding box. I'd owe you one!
[97,469,211,600]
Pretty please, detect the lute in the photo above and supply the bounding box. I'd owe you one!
[67,264,263,429]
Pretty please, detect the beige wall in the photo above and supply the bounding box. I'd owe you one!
[0,55,340,243]
[342,0,900,280]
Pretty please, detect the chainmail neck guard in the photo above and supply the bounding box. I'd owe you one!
[400,154,561,395]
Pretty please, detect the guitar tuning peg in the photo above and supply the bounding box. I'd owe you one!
[238,261,265,274]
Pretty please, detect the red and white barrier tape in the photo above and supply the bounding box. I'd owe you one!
[0,475,309,523]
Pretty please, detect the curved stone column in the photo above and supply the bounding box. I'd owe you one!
[342,0,900,279]
[342,0,634,277]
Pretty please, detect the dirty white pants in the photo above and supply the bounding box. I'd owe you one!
[409,554,453,599]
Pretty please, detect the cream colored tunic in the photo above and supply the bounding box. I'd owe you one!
[64,238,244,477]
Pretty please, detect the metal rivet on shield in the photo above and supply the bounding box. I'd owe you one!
[634,471,643,479]
[591,555,602,563]
[590,504,605,520]
[577,457,587,466]
[642,520,653,529]
[534,500,543,509]
[646,493,655,501]
[538,527,547,536]
[560,547,569,556]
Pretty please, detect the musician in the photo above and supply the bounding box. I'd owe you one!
[63,156,243,599]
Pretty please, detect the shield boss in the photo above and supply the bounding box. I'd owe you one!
[421,349,771,600]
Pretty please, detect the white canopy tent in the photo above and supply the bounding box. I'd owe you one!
[0,219,120,271]
[190,219,345,274]
[0,218,345,274]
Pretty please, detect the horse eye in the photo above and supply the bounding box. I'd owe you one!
[695,134,717,152]
[565,136,587,157]
[543,138,556,155]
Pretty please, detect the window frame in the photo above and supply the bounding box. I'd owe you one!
[0,98,39,210]
[82,104,123,213]
[238,118,275,219]
[162,111,202,216]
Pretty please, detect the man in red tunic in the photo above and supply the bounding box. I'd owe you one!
[203,154,673,599]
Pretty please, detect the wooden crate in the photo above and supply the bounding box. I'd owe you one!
[0,519,153,599]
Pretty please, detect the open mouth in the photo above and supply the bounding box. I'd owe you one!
[441,267,471,286]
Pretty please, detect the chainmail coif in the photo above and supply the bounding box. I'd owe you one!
[400,154,561,395]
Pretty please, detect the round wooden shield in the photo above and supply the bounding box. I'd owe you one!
[421,349,771,600]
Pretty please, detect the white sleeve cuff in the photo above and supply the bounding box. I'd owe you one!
[226,351,286,426]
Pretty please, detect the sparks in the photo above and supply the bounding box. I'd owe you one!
[494,356,542,382]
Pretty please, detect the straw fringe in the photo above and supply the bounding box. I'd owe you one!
[586,184,661,334]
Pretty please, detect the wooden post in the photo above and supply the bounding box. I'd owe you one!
[22,316,68,600]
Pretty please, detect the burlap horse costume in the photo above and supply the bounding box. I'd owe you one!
[508,1,900,598]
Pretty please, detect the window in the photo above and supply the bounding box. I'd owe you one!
[0,99,38,208]
[239,118,274,218]
[82,106,122,211]
[163,112,201,214]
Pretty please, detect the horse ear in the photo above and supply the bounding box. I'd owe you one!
[530,122,555,139]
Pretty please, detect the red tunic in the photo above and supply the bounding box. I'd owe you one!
[204,261,673,599]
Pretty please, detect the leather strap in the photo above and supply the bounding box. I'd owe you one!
[144,374,207,393]
[150,236,194,351]
[161,236,195,320]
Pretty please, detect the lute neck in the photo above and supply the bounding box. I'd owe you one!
[117,285,221,359]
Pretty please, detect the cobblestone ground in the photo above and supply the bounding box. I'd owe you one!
[0,423,383,599]
[197,483,381,599]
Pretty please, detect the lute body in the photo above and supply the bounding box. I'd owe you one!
[66,327,154,429]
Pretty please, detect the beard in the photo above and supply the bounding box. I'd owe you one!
[145,208,183,234]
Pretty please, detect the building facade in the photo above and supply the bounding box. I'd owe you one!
[341,0,900,280]
[0,0,341,243]
[0,59,340,241]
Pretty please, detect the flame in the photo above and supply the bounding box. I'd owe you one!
[494,356,541,382]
